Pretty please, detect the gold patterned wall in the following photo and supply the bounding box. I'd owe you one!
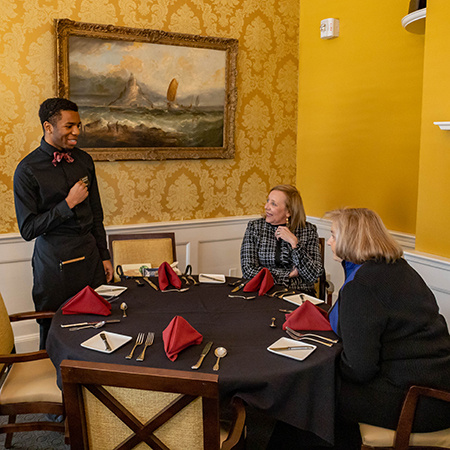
[0,0,298,232]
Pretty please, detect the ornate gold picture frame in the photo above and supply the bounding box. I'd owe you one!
[55,19,238,161]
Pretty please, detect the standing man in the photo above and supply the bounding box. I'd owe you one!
[14,98,113,348]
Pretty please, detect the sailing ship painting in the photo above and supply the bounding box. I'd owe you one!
[68,35,226,149]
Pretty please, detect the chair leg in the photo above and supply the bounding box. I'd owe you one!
[65,417,70,445]
[5,414,16,448]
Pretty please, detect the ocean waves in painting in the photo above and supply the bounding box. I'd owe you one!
[77,106,224,149]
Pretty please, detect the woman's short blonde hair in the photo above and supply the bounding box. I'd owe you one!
[324,208,403,264]
[269,184,306,231]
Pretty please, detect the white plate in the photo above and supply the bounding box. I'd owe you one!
[283,293,324,306]
[267,337,316,361]
[95,285,128,300]
[81,331,132,354]
[199,273,226,283]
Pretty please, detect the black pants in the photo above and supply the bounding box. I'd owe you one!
[39,318,52,350]
[33,233,106,349]
[338,376,450,433]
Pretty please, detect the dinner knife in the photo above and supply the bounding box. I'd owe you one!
[100,332,112,351]
[60,319,121,328]
[144,277,159,290]
[231,282,246,293]
[200,274,224,282]
[271,346,312,351]
[191,341,213,369]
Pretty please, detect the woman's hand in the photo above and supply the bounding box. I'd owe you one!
[289,267,299,278]
[276,226,298,249]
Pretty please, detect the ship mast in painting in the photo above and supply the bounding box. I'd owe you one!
[166,78,193,111]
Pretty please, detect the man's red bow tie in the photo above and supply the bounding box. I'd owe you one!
[52,151,74,166]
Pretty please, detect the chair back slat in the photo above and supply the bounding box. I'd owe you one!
[108,233,176,282]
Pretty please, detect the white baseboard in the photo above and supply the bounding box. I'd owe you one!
[1,215,448,349]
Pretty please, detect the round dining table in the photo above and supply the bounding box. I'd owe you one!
[47,276,342,446]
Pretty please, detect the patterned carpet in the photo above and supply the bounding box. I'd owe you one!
[0,414,68,450]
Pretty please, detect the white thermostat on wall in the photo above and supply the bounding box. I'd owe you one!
[320,18,340,39]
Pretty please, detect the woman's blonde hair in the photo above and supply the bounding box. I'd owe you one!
[324,208,403,264]
[268,184,306,231]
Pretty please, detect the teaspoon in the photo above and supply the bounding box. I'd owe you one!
[213,347,227,371]
[69,321,106,331]
[120,302,128,317]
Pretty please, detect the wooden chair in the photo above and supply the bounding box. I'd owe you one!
[316,237,334,305]
[360,385,450,450]
[108,232,176,282]
[0,293,65,448]
[61,359,246,450]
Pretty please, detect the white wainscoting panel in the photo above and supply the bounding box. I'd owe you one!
[405,251,450,326]
[1,215,449,350]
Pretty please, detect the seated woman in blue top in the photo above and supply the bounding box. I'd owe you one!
[325,207,450,433]
[327,260,361,334]
[240,184,323,296]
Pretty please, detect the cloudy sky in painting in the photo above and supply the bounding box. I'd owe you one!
[69,36,226,100]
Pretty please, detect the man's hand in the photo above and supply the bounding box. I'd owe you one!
[66,180,88,209]
[103,260,114,282]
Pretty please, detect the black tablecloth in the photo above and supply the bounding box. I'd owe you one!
[47,278,342,445]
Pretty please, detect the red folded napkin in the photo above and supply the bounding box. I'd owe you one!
[62,285,112,316]
[243,268,274,296]
[283,299,332,331]
[162,316,203,361]
[158,261,182,291]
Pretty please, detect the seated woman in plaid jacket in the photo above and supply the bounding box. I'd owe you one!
[240,184,323,296]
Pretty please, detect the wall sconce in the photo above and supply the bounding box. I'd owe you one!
[402,0,426,34]
[320,18,340,39]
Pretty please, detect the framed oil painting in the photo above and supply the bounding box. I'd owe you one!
[55,19,238,161]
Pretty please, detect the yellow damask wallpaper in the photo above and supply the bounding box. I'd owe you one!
[0,0,298,232]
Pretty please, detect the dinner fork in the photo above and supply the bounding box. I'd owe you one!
[136,332,155,361]
[285,326,339,344]
[125,332,145,359]
[278,291,296,298]
[267,288,288,298]
[285,329,334,347]
[188,275,199,285]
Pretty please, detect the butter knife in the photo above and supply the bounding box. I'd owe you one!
[191,341,213,369]
[231,282,246,293]
[100,332,112,351]
[144,277,159,291]
[61,319,120,328]
[271,346,312,351]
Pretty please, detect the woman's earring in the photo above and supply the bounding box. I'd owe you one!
[286,216,290,226]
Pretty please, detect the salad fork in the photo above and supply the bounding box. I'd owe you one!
[136,332,155,361]
[285,326,339,344]
[286,329,334,347]
[126,332,145,359]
